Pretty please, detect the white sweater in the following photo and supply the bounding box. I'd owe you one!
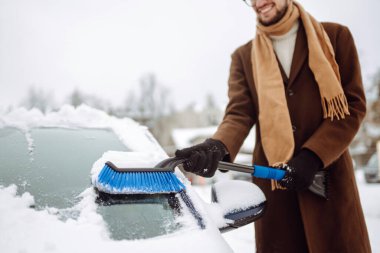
[270,21,299,78]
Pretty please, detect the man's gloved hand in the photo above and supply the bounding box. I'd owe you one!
[174,138,228,177]
[279,149,323,191]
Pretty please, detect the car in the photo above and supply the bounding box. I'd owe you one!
[0,105,266,253]
[364,152,380,183]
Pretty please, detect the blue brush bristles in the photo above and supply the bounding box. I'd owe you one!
[94,163,186,194]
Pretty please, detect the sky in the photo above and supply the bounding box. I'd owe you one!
[0,0,379,110]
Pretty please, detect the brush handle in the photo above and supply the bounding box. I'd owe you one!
[168,157,327,199]
[155,157,188,170]
[218,161,328,199]
[218,161,286,180]
[163,157,285,180]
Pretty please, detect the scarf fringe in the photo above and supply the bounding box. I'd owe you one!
[271,162,288,190]
[321,93,350,120]
[271,180,288,190]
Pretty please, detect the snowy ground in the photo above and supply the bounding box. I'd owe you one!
[194,169,380,253]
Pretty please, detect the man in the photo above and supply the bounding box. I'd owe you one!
[175,0,372,252]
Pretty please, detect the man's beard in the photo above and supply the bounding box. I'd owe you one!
[259,4,289,26]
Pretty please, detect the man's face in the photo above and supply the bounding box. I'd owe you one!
[252,0,290,26]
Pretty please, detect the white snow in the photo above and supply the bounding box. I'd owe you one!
[0,104,167,157]
[203,202,232,228]
[0,184,109,253]
[201,180,266,229]
[0,184,233,253]
[0,106,233,253]
[212,180,266,213]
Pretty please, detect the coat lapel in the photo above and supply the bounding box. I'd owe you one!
[288,22,308,88]
[276,54,290,87]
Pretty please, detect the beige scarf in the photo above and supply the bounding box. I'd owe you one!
[251,1,349,189]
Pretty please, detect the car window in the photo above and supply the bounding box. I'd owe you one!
[0,127,201,240]
[0,127,128,211]
[96,193,183,240]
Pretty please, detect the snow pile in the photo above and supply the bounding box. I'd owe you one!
[0,183,233,253]
[0,184,111,253]
[198,180,266,229]
[0,104,166,156]
[0,106,234,253]
[212,180,266,213]
[203,202,232,228]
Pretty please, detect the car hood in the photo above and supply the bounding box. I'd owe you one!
[0,184,232,253]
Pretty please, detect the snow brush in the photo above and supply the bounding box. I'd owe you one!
[93,157,187,195]
[217,161,328,199]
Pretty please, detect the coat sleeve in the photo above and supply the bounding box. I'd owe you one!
[302,26,366,168]
[213,48,257,161]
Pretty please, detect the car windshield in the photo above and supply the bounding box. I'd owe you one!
[0,127,194,240]
[96,193,182,240]
[0,127,128,209]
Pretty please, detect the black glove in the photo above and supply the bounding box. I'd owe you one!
[174,138,228,177]
[279,149,323,191]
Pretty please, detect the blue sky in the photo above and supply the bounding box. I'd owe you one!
[0,0,379,110]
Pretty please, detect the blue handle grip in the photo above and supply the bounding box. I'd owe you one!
[252,165,286,180]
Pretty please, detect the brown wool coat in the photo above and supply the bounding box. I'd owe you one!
[213,22,372,253]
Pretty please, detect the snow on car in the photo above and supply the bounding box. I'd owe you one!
[0,105,266,253]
